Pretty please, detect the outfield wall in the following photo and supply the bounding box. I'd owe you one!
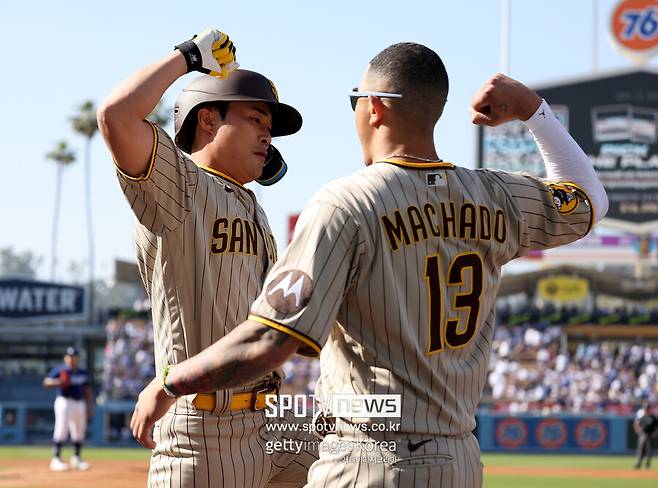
[476,413,655,454]
[1,401,655,454]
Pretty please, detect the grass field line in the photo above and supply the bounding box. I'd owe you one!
[485,466,658,480]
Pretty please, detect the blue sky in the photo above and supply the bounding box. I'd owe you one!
[1,0,653,282]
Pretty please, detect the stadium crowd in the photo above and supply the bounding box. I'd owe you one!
[486,324,658,414]
[497,302,658,326]
[101,311,155,400]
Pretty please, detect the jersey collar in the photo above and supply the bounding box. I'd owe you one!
[199,165,246,189]
[377,158,455,169]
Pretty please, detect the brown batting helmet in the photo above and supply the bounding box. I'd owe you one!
[174,70,302,153]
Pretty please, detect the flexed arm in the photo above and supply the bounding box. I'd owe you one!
[97,28,238,177]
[471,73,608,222]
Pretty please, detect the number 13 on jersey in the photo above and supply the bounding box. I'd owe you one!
[424,252,484,354]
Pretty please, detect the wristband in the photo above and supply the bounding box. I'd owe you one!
[162,365,179,398]
[175,40,204,73]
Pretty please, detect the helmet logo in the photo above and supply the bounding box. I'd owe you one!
[268,79,279,102]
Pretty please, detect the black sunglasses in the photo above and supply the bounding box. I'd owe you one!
[349,87,403,111]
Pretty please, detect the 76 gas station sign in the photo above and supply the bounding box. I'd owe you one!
[610,0,658,63]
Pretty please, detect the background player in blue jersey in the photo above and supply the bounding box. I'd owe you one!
[42,346,93,471]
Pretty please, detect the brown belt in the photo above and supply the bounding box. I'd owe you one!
[193,385,279,412]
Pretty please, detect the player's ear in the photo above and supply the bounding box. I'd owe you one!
[197,107,219,134]
[369,96,386,128]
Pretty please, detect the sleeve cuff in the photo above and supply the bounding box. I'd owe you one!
[114,121,159,182]
[248,314,322,357]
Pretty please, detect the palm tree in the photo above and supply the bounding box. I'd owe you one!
[71,100,98,321]
[148,99,171,126]
[46,141,75,280]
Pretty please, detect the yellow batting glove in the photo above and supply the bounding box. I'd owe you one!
[175,28,239,79]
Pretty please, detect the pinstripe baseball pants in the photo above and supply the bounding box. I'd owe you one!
[148,408,318,487]
[305,425,483,487]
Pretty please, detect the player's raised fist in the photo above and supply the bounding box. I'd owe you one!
[470,73,542,127]
[175,28,239,79]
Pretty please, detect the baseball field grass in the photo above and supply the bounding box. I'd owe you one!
[0,446,656,487]
[0,445,151,461]
[481,453,657,487]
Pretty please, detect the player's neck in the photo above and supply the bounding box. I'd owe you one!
[370,140,439,164]
[367,124,438,162]
[192,150,247,186]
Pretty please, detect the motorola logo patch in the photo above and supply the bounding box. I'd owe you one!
[266,270,313,314]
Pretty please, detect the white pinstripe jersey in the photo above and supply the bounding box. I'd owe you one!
[116,122,279,413]
[250,158,593,436]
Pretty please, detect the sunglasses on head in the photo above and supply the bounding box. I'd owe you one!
[349,88,403,111]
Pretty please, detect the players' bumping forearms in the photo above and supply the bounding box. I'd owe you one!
[131,320,302,448]
[164,320,300,396]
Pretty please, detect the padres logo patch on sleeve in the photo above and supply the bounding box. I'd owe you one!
[547,183,579,214]
[266,270,313,313]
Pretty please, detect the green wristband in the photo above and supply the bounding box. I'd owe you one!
[162,365,178,398]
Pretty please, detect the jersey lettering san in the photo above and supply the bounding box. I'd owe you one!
[210,216,277,262]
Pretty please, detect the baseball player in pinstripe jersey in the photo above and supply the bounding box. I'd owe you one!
[98,28,317,487]
[132,43,608,487]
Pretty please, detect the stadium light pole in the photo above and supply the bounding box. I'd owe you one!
[592,0,599,73]
[500,0,511,74]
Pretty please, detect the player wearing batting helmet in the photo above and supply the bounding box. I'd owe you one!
[131,44,609,487]
[43,346,92,471]
[98,27,317,487]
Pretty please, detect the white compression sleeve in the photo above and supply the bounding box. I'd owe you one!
[524,99,608,222]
